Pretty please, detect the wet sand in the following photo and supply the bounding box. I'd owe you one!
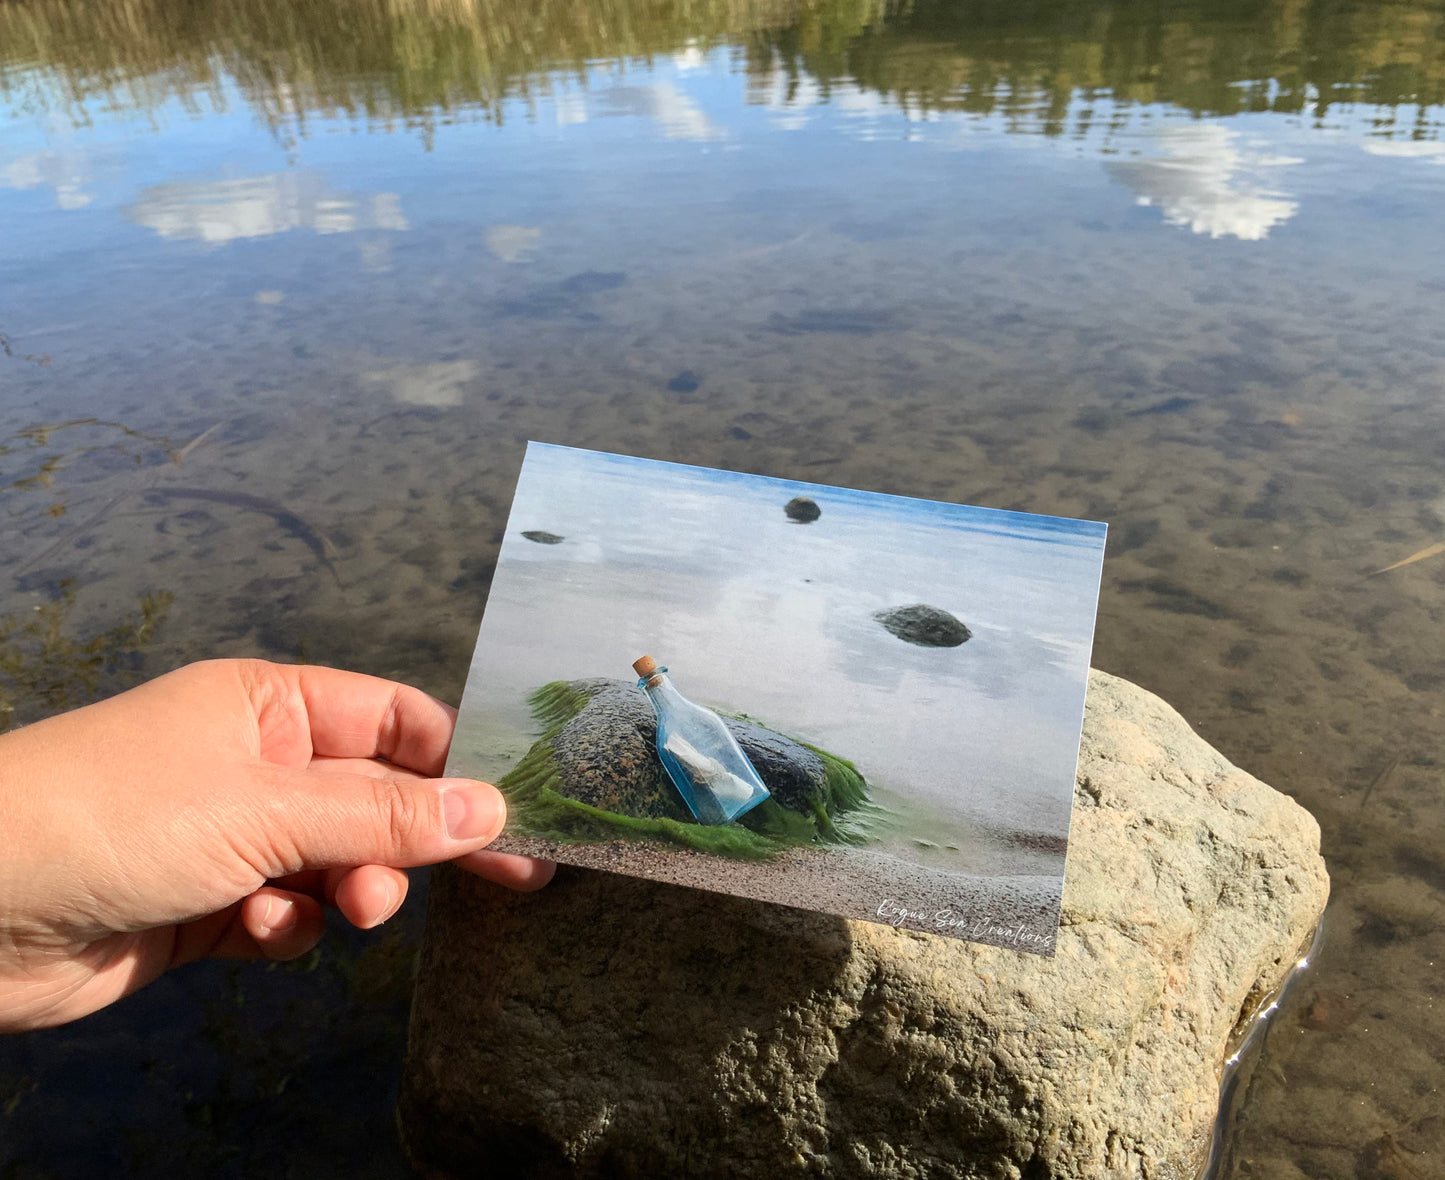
[497,836,1062,953]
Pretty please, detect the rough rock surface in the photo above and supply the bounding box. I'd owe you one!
[785,496,822,522]
[873,603,972,647]
[551,679,830,818]
[400,671,1329,1180]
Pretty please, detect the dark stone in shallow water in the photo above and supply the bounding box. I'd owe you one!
[1126,395,1197,417]
[549,679,828,820]
[874,604,971,647]
[784,496,821,523]
[521,530,564,544]
[560,270,627,295]
[666,370,701,394]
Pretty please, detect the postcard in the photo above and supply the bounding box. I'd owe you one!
[447,442,1107,953]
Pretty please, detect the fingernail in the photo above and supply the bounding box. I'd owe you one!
[260,895,297,934]
[377,881,403,925]
[441,781,504,842]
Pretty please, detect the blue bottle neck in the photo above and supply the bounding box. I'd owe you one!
[639,668,683,708]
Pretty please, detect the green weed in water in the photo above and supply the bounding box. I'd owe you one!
[0,583,174,732]
[500,680,878,860]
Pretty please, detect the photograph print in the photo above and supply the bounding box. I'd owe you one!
[447,442,1107,953]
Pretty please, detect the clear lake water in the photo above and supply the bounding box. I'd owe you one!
[0,0,1442,1174]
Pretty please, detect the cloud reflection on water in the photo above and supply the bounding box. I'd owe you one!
[1362,139,1445,163]
[124,171,407,242]
[594,81,725,141]
[1,148,94,208]
[1107,123,1302,241]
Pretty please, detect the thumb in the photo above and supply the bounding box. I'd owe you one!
[240,767,508,876]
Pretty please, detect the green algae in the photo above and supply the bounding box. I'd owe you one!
[0,583,173,733]
[499,680,878,860]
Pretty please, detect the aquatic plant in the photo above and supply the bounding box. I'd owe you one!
[0,413,177,493]
[0,583,174,732]
[501,679,876,860]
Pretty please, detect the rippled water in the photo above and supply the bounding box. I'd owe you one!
[1,0,1442,1174]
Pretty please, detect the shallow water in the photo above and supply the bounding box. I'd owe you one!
[1,0,1442,1174]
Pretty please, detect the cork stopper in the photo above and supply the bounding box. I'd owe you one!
[632,654,659,677]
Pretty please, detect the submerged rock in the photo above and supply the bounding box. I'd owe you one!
[401,670,1330,1179]
[784,496,821,523]
[666,369,701,394]
[549,679,830,820]
[874,603,971,647]
[520,530,564,544]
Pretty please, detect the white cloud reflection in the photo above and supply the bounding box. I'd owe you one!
[745,73,1372,238]
[672,41,708,73]
[363,359,478,407]
[552,90,589,127]
[1362,139,1445,164]
[1107,123,1301,241]
[485,224,542,263]
[753,71,823,131]
[125,172,408,243]
[595,81,724,141]
[1,150,94,209]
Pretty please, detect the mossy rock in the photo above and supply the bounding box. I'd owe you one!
[499,679,874,860]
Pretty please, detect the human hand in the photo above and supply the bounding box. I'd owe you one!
[0,658,553,1032]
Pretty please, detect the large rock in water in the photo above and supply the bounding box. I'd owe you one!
[785,496,822,523]
[400,671,1329,1179]
[549,678,830,819]
[874,603,971,647]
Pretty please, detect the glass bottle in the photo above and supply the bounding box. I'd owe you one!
[633,655,771,826]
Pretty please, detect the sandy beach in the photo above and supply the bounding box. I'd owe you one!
[496,835,1061,953]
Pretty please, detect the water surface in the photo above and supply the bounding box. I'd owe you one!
[1,0,1442,1174]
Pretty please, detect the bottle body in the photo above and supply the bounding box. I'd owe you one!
[636,665,771,826]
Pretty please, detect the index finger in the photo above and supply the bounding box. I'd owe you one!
[249,661,459,776]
